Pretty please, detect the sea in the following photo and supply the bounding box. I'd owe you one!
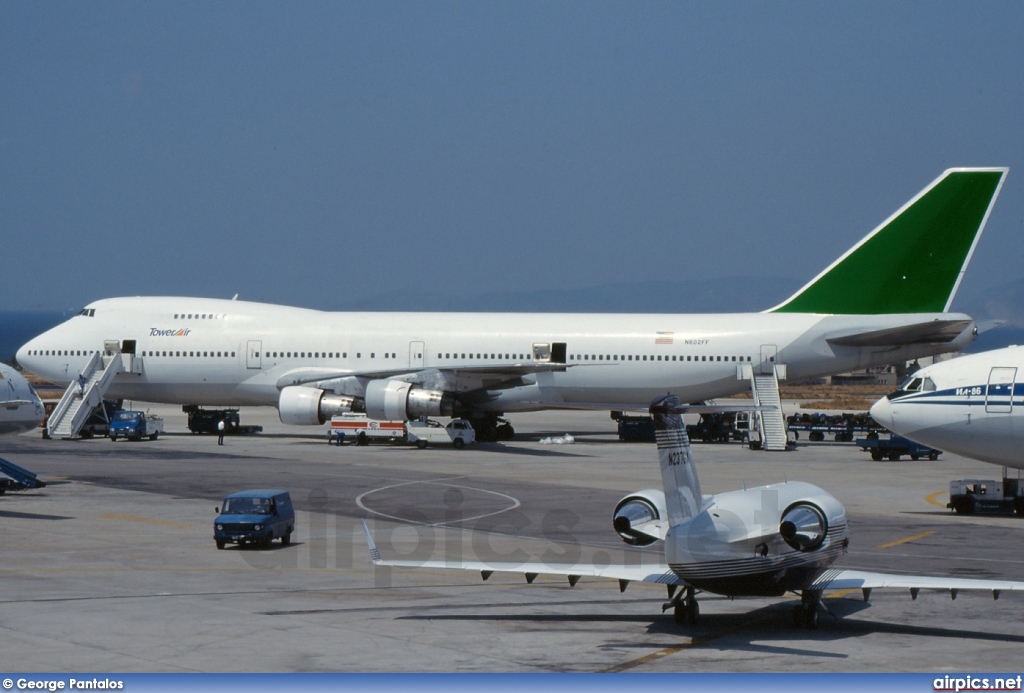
[1,310,71,365]
[2,309,1024,368]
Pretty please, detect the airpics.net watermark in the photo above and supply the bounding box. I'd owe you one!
[933,675,1023,691]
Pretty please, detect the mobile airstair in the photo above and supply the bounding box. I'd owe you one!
[738,363,790,451]
[46,346,129,439]
[0,457,45,492]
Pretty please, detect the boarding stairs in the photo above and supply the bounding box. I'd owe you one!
[751,368,788,451]
[47,351,124,439]
[0,457,46,492]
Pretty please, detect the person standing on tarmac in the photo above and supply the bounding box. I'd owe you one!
[217,418,226,446]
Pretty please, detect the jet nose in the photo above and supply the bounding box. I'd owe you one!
[15,341,31,369]
[869,396,894,430]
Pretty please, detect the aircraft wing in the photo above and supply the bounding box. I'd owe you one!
[811,568,1024,599]
[537,402,767,414]
[825,319,974,347]
[277,362,573,391]
[362,521,683,590]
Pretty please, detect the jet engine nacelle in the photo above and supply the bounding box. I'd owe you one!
[779,502,828,552]
[364,380,453,421]
[612,489,666,546]
[278,386,356,426]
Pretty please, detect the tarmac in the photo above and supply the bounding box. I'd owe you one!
[2,404,1023,673]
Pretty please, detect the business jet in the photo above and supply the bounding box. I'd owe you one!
[0,362,45,436]
[17,168,1007,440]
[363,394,1024,627]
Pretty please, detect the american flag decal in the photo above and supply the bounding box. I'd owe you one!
[655,331,674,344]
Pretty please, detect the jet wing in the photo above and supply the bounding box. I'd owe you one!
[826,319,973,347]
[811,568,1024,599]
[536,402,769,415]
[362,521,683,590]
[277,362,572,390]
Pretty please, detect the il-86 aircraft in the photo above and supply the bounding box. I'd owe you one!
[18,168,1007,439]
[364,395,1024,627]
[871,345,1024,472]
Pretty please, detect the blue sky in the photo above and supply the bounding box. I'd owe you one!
[2,2,1022,312]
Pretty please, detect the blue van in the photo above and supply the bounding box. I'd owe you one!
[214,489,295,549]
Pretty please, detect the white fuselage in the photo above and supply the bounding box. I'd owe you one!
[666,480,848,597]
[17,297,974,416]
[871,346,1024,471]
[0,362,45,435]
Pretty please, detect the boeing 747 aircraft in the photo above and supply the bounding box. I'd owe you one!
[17,168,1007,440]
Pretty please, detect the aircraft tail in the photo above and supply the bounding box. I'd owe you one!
[650,394,704,527]
[768,167,1007,315]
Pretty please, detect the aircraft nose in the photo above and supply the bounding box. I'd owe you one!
[869,396,894,430]
[15,341,31,369]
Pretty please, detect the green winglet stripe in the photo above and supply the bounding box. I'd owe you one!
[771,169,1006,315]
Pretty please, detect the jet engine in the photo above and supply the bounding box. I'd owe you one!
[612,489,666,546]
[779,503,828,552]
[278,386,357,426]
[364,380,453,421]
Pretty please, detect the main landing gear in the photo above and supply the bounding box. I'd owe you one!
[468,415,515,442]
[664,586,700,625]
[792,590,824,629]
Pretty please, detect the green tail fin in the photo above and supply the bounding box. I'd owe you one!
[769,168,1007,315]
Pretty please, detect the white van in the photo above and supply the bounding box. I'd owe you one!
[406,419,475,449]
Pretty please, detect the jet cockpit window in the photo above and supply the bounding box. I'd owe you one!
[922,377,937,392]
[903,377,923,392]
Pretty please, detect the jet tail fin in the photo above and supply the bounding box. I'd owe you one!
[649,394,704,527]
[768,167,1007,315]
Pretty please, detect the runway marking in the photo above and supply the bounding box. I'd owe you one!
[600,613,776,673]
[100,513,192,529]
[825,588,859,599]
[925,490,948,508]
[876,530,935,549]
[356,480,521,526]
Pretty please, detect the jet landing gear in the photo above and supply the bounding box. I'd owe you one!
[664,586,700,625]
[468,415,515,443]
[792,591,824,629]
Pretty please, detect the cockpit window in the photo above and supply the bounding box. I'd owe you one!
[77,308,96,317]
[922,377,937,392]
[902,377,923,392]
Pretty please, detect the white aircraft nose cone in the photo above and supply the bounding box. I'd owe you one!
[869,396,894,430]
[15,342,31,369]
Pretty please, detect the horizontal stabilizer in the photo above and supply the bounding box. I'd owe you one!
[826,319,973,347]
[973,319,1007,335]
